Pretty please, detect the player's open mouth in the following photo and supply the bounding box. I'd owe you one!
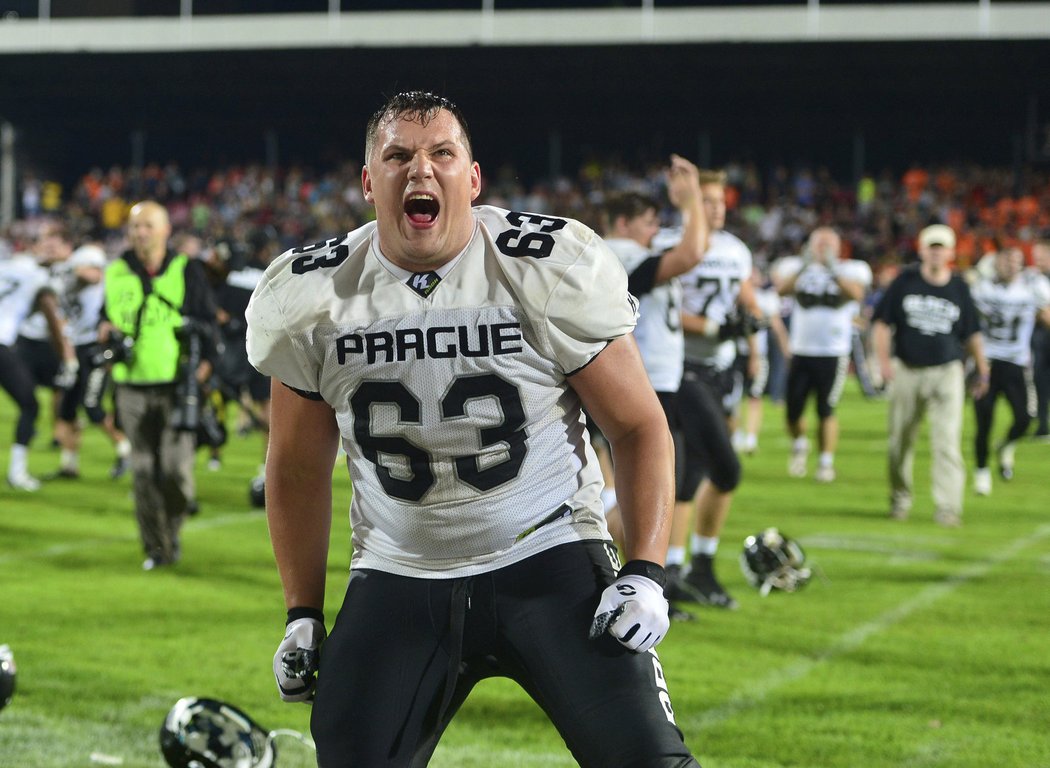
[404,193,439,227]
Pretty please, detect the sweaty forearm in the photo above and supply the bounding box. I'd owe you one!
[267,470,333,612]
[608,425,675,565]
[266,384,341,612]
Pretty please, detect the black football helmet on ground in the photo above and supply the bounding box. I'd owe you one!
[0,644,15,713]
[740,528,812,596]
[160,697,275,768]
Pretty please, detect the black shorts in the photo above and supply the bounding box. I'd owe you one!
[785,355,849,423]
[657,390,690,501]
[675,363,742,495]
[311,541,699,768]
[57,344,108,424]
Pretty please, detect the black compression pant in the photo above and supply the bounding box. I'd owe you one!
[0,344,40,446]
[973,359,1034,468]
[311,541,701,768]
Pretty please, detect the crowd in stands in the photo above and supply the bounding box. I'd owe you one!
[8,157,1050,274]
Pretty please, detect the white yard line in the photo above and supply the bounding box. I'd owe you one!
[0,511,266,566]
[684,524,1050,731]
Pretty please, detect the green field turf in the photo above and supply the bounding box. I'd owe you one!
[2,383,1049,767]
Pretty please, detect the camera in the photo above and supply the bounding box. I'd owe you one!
[170,318,208,434]
[170,318,225,448]
[83,332,134,410]
[89,331,135,368]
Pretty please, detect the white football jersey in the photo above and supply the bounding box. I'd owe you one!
[972,270,1050,366]
[18,260,72,341]
[774,257,872,357]
[62,279,106,347]
[247,205,637,578]
[0,254,49,346]
[605,236,683,393]
[678,229,752,371]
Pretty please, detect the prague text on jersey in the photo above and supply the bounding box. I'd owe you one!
[336,323,524,365]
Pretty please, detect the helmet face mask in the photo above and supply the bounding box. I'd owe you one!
[0,644,16,713]
[160,697,275,768]
[740,528,812,597]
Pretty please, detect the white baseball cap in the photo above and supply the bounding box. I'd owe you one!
[918,224,956,249]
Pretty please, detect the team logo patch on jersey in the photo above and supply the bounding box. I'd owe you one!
[407,271,442,298]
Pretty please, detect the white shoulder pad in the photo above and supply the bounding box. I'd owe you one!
[605,237,652,275]
[840,259,873,287]
[715,230,753,278]
[1026,270,1050,306]
[772,256,803,282]
[475,205,637,374]
[652,226,683,253]
[246,225,375,392]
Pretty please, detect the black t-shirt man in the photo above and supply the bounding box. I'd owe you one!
[873,264,981,367]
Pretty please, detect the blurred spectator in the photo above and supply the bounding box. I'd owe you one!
[9,156,1050,307]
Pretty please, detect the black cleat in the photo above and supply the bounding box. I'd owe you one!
[668,604,695,622]
[663,564,705,603]
[683,554,739,610]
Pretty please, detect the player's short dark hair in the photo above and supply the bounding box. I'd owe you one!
[365,91,473,162]
[697,168,728,186]
[602,191,657,233]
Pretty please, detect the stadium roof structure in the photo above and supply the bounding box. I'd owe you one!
[1,2,1049,201]
[1,2,1049,53]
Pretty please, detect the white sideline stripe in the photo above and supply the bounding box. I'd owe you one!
[684,524,1050,731]
[0,511,266,566]
[801,533,943,561]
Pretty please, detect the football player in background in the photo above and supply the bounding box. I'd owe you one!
[15,222,79,448]
[732,266,790,456]
[970,245,1050,495]
[247,91,700,767]
[1,240,77,490]
[212,229,280,504]
[772,226,872,482]
[1030,239,1050,439]
[600,154,708,617]
[671,168,762,610]
[52,243,132,479]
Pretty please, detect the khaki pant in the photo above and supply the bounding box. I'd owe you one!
[887,360,965,518]
[116,384,196,563]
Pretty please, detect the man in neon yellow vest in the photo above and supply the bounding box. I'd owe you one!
[101,201,216,570]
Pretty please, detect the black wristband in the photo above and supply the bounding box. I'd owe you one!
[619,559,667,588]
[286,606,325,625]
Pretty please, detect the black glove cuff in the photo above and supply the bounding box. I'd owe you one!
[286,606,325,626]
[619,559,667,588]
